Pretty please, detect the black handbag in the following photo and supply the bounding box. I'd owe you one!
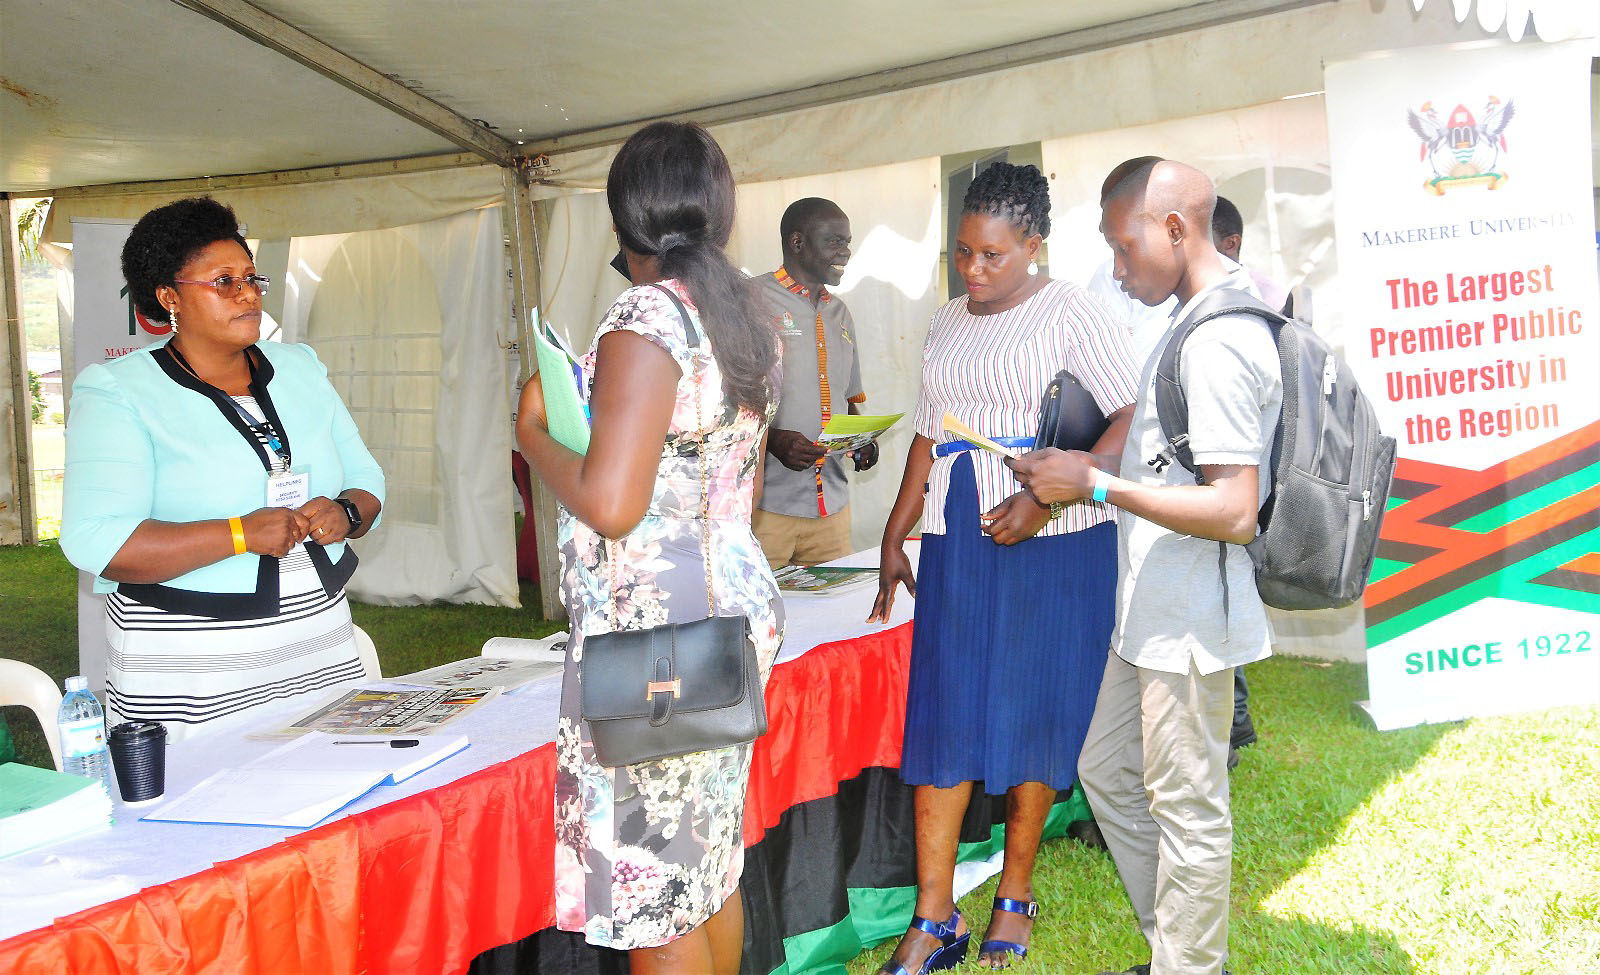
[578,284,768,767]
[1033,369,1108,453]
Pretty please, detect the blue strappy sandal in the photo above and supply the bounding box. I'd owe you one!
[879,909,969,975]
[978,896,1039,968]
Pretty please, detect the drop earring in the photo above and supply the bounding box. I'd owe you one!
[1027,260,1039,276]
[168,308,179,332]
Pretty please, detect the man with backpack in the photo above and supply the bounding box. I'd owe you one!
[1008,159,1281,975]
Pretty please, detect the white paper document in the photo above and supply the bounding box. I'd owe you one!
[143,732,470,829]
[277,685,499,736]
[390,656,562,693]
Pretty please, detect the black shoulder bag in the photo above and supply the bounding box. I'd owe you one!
[1033,369,1108,453]
[578,285,768,767]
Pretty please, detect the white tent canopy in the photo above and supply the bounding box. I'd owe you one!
[7,0,1336,195]
[1,0,1592,629]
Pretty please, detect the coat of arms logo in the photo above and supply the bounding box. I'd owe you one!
[1406,96,1515,194]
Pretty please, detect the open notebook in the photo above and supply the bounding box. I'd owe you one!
[144,732,469,829]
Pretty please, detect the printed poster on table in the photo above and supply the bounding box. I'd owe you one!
[1325,40,1599,730]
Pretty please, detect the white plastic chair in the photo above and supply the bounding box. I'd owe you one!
[0,659,64,771]
[352,624,381,679]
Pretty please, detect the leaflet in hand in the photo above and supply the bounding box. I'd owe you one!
[531,320,591,455]
[277,685,498,736]
[817,412,902,455]
[942,412,1023,457]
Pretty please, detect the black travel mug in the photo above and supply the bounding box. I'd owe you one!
[107,720,167,803]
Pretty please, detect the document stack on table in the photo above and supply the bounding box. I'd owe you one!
[275,684,500,736]
[391,656,562,694]
[143,731,469,829]
[0,763,114,858]
[772,564,880,596]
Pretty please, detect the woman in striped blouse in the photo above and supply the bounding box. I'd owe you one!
[868,163,1139,973]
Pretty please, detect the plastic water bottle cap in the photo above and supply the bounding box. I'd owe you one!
[65,675,88,692]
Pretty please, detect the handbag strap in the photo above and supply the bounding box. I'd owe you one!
[603,283,717,621]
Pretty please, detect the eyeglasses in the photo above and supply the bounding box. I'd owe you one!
[172,274,271,298]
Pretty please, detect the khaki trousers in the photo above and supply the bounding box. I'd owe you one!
[1078,649,1235,975]
[752,505,853,568]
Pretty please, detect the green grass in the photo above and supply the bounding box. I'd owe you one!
[22,258,58,353]
[3,541,1596,973]
[845,658,1599,975]
[29,422,64,540]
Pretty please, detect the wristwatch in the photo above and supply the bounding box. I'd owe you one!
[334,497,363,534]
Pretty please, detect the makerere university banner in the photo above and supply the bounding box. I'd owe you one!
[1325,40,1599,730]
[68,217,165,692]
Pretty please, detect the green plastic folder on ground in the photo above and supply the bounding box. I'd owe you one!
[533,324,590,455]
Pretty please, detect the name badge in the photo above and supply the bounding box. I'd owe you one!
[266,470,311,509]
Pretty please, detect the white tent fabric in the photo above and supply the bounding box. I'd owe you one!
[535,158,944,555]
[530,103,1373,654]
[518,0,1528,197]
[1042,94,1337,346]
[1042,96,1364,659]
[277,207,518,607]
[1410,0,1599,42]
[9,0,1592,637]
[42,160,505,244]
[37,0,1542,237]
[725,161,944,554]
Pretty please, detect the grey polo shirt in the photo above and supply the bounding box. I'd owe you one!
[1111,268,1283,675]
[756,268,865,519]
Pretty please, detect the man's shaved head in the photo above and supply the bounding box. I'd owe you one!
[1103,160,1216,232]
[1099,155,1163,204]
[780,198,846,247]
[780,197,852,288]
[1099,160,1225,307]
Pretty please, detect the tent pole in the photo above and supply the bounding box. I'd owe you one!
[503,167,565,621]
[170,0,516,167]
[0,195,39,546]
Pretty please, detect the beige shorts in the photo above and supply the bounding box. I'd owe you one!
[752,505,853,568]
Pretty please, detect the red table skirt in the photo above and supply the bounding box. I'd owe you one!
[0,623,913,975]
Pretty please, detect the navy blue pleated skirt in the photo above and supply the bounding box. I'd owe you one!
[900,452,1117,793]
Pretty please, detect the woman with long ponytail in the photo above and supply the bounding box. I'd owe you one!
[516,121,783,974]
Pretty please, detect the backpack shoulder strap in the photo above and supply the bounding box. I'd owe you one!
[1150,287,1286,479]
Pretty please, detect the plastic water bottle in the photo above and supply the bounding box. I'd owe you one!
[58,676,115,799]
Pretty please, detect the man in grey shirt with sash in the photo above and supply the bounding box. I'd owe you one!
[753,198,876,568]
[1011,160,1281,975]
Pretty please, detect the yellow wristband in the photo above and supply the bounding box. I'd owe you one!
[229,516,247,556]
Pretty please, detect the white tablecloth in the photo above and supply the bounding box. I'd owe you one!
[0,545,918,942]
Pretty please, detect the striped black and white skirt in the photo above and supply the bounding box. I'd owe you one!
[105,544,366,742]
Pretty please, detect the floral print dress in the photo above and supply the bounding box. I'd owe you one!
[553,281,785,950]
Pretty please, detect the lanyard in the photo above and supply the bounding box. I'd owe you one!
[164,344,292,474]
[221,395,291,472]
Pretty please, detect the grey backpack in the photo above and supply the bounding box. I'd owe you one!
[1151,289,1397,610]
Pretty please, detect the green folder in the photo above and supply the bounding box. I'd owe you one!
[532,323,591,455]
[0,761,113,858]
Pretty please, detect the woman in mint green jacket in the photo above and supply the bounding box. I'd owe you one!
[61,197,384,742]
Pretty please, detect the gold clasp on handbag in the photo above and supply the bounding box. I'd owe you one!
[645,677,682,701]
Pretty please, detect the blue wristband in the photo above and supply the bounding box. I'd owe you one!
[1092,470,1111,504]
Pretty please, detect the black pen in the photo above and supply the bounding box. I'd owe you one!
[331,738,420,748]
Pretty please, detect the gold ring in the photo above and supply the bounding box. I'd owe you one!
[315,526,327,536]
